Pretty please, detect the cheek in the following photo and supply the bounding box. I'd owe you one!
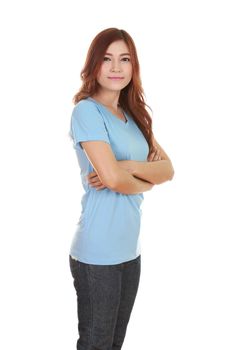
[126,68,132,80]
[126,64,132,75]
[97,66,108,80]
[100,63,109,73]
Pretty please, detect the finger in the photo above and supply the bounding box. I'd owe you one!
[154,148,162,161]
[87,173,98,182]
[89,176,104,186]
[92,179,102,185]
[87,171,97,179]
[148,152,156,162]
[157,151,162,160]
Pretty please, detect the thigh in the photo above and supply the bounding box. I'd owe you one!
[112,255,141,349]
[120,255,141,317]
[121,254,141,296]
[69,256,123,349]
[87,263,122,341]
[69,256,93,348]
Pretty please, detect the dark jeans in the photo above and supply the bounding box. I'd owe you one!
[69,254,141,350]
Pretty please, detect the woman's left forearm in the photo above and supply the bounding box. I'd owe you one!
[132,160,174,185]
[118,160,175,185]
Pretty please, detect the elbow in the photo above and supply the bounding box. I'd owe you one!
[153,163,175,185]
[100,166,123,190]
[106,170,126,191]
[102,173,119,190]
[107,176,121,191]
[166,159,175,181]
[168,164,175,181]
[103,178,117,190]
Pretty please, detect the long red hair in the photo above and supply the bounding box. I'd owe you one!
[72,27,156,158]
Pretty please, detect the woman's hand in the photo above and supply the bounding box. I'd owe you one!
[147,146,162,162]
[86,171,107,191]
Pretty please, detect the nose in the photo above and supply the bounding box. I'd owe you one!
[110,61,121,72]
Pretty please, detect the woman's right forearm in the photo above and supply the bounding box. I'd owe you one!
[110,168,154,194]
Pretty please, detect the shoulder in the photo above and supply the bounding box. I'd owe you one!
[73,98,97,112]
[72,98,101,119]
[71,98,106,129]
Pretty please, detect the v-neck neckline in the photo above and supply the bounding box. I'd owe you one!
[87,97,129,125]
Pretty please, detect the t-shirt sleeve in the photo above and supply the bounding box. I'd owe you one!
[70,100,111,150]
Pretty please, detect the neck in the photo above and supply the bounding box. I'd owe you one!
[91,91,121,110]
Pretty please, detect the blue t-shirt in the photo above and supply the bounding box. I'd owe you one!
[69,97,149,265]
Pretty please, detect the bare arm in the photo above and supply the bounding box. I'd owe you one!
[87,167,154,194]
[129,159,174,185]
[110,168,155,194]
[81,141,155,195]
[87,166,154,194]
[112,133,176,192]
[117,135,175,185]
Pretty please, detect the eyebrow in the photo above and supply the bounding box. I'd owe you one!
[105,53,131,56]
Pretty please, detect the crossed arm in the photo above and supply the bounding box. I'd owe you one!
[85,136,174,194]
[117,137,174,185]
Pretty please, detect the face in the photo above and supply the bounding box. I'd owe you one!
[96,40,132,93]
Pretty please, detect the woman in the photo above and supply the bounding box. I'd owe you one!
[69,27,174,350]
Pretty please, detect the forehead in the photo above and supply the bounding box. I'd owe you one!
[105,40,130,55]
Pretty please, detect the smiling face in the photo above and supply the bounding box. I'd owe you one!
[96,40,133,94]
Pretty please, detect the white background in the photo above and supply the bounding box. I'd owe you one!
[0,1,232,349]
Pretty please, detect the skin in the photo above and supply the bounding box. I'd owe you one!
[92,39,133,114]
[87,39,162,190]
[87,157,162,191]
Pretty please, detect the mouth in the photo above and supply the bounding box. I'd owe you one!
[108,77,124,80]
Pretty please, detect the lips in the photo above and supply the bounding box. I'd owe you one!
[108,77,124,79]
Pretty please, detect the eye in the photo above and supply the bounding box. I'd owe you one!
[103,56,131,62]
